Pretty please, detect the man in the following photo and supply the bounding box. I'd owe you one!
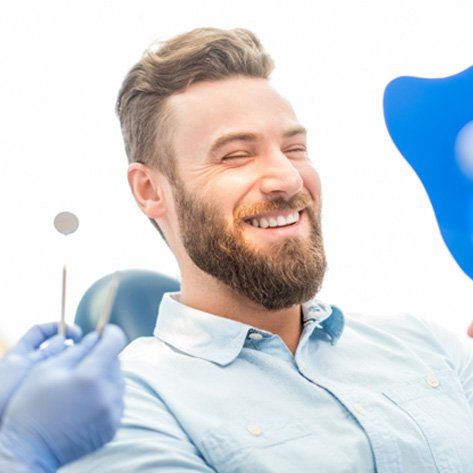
[63,28,473,472]
[0,322,127,473]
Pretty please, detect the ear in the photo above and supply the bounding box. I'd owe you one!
[127,163,168,219]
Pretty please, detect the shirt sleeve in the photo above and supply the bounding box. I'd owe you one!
[59,372,217,473]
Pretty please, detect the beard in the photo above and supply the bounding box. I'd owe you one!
[172,179,327,311]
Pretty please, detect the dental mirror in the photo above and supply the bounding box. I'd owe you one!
[54,211,79,336]
[54,211,79,236]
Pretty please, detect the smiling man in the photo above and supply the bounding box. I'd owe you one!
[128,74,326,353]
[62,28,473,472]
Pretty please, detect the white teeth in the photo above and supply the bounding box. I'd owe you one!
[249,211,300,228]
[286,212,298,224]
[277,215,286,226]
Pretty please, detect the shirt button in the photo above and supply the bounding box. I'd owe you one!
[246,424,262,436]
[352,403,367,416]
[426,374,440,388]
[248,332,263,341]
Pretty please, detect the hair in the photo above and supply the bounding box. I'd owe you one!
[116,27,275,180]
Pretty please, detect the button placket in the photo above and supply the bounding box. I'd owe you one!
[298,361,307,371]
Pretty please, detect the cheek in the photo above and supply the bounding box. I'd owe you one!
[206,174,257,214]
[300,163,322,200]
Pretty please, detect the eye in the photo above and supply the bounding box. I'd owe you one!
[285,146,308,158]
[221,152,252,162]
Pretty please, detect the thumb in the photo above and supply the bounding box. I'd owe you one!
[48,331,100,369]
[79,325,127,375]
[11,323,82,356]
[10,323,61,355]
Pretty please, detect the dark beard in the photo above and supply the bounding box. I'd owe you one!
[173,180,327,311]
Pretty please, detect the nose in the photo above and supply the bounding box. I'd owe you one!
[258,151,304,198]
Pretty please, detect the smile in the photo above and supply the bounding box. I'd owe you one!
[247,211,300,228]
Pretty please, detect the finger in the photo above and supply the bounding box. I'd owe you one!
[46,331,100,369]
[28,333,71,362]
[11,323,59,354]
[10,323,82,355]
[65,324,83,341]
[78,325,127,375]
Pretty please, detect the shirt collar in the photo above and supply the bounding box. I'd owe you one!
[302,300,345,344]
[154,293,345,365]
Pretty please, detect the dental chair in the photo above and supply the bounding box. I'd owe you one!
[74,269,180,341]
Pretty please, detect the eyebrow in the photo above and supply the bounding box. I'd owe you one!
[208,132,257,157]
[208,125,307,157]
[283,125,307,139]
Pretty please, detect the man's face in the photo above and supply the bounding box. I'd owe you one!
[165,77,326,309]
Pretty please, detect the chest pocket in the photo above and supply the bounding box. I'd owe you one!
[383,368,473,472]
[199,420,313,473]
[198,418,373,473]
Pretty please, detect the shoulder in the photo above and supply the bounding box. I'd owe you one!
[345,312,437,336]
[345,312,445,345]
[346,312,452,342]
[120,336,180,388]
[121,335,164,360]
[344,312,472,369]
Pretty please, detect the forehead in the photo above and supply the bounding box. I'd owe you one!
[166,77,302,159]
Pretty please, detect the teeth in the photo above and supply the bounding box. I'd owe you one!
[260,218,269,228]
[286,212,297,224]
[249,211,299,228]
[277,216,286,226]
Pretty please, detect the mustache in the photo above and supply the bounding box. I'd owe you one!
[233,193,314,222]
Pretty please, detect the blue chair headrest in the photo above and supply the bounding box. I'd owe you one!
[74,269,180,341]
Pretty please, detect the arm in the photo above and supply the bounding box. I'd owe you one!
[60,370,217,472]
[0,325,127,473]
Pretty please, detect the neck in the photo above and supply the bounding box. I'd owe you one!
[179,269,303,354]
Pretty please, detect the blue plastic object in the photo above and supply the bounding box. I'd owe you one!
[384,66,473,280]
[75,269,180,340]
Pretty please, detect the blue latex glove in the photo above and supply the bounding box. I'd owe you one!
[0,322,82,420]
[0,325,127,473]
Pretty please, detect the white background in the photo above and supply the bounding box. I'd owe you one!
[0,0,472,346]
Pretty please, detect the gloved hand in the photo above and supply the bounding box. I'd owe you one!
[0,325,127,473]
[0,322,82,420]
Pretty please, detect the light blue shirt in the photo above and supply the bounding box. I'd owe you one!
[62,293,473,472]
